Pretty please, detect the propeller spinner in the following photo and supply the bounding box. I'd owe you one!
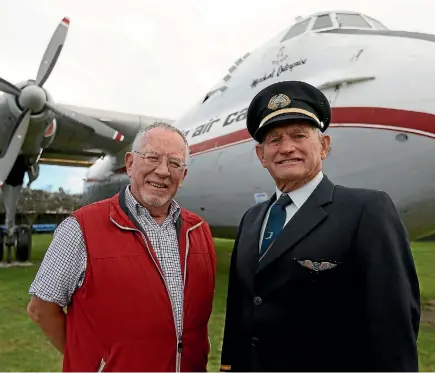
[0,17,124,186]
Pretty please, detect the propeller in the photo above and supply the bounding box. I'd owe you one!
[0,17,124,186]
[0,109,30,186]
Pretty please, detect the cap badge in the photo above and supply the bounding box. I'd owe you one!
[267,94,291,110]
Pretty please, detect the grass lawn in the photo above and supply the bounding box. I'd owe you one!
[0,234,433,371]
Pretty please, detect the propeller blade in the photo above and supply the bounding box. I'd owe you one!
[0,109,31,187]
[0,77,21,96]
[45,102,125,141]
[36,17,70,87]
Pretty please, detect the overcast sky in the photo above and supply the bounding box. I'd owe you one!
[1,0,435,121]
[1,0,435,193]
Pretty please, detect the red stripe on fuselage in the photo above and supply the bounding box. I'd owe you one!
[333,107,435,133]
[98,107,435,179]
[189,127,251,155]
[189,106,435,155]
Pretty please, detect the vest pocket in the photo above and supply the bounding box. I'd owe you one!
[97,340,176,371]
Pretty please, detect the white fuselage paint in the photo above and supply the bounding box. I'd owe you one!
[82,13,435,240]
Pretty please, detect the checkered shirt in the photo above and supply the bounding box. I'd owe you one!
[29,186,184,335]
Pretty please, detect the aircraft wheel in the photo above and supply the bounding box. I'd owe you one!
[16,225,32,262]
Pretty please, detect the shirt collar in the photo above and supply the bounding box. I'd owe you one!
[275,171,324,209]
[125,185,181,224]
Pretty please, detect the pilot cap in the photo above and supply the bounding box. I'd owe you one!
[246,80,331,142]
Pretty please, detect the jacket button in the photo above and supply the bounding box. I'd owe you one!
[253,296,262,305]
[251,337,259,347]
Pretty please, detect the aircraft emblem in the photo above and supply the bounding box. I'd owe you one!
[267,94,291,110]
[272,46,288,65]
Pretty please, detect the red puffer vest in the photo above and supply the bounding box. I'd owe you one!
[62,188,216,372]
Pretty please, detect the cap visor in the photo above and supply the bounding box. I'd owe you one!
[255,113,319,140]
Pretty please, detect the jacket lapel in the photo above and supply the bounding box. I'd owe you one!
[257,176,334,273]
[236,195,276,294]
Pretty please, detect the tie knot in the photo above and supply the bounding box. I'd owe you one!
[275,193,292,208]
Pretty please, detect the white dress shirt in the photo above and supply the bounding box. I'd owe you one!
[259,171,324,249]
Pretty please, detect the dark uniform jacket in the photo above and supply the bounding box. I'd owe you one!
[220,175,420,372]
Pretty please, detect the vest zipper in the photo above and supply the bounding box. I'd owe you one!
[110,217,203,372]
[178,221,203,371]
[176,336,183,372]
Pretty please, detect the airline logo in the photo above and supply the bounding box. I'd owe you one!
[272,46,289,65]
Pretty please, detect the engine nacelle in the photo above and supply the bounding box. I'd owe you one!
[40,117,57,149]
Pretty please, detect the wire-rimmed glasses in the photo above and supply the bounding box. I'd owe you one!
[133,150,186,172]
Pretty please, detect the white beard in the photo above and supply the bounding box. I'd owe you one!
[139,188,170,207]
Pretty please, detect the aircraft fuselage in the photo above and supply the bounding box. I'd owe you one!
[82,19,435,240]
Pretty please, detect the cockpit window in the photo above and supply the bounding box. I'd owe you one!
[281,18,310,41]
[336,13,371,28]
[365,16,388,30]
[312,14,333,30]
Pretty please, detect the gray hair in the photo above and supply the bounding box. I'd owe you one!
[131,121,190,165]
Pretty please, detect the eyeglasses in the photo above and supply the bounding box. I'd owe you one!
[133,151,186,172]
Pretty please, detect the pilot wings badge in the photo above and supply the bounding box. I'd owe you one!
[297,259,338,271]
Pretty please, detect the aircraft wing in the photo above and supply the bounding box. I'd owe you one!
[38,104,173,167]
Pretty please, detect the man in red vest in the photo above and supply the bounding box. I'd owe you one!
[27,122,216,372]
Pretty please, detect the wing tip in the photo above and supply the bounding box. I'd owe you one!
[62,17,70,26]
[113,131,125,142]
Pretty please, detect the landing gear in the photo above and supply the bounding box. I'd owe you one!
[16,225,32,262]
[4,232,13,263]
[0,156,33,267]
[0,225,32,265]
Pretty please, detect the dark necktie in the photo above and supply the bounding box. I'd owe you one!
[260,193,293,257]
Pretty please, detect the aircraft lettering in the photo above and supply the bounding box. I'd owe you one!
[192,118,220,137]
[277,58,307,76]
[250,58,308,88]
[250,70,275,89]
[181,129,190,137]
[207,118,220,132]
[223,107,248,127]
[236,108,248,122]
[192,125,206,137]
[187,107,248,136]
[223,111,238,127]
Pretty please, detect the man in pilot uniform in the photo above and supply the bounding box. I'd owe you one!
[219,80,420,372]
